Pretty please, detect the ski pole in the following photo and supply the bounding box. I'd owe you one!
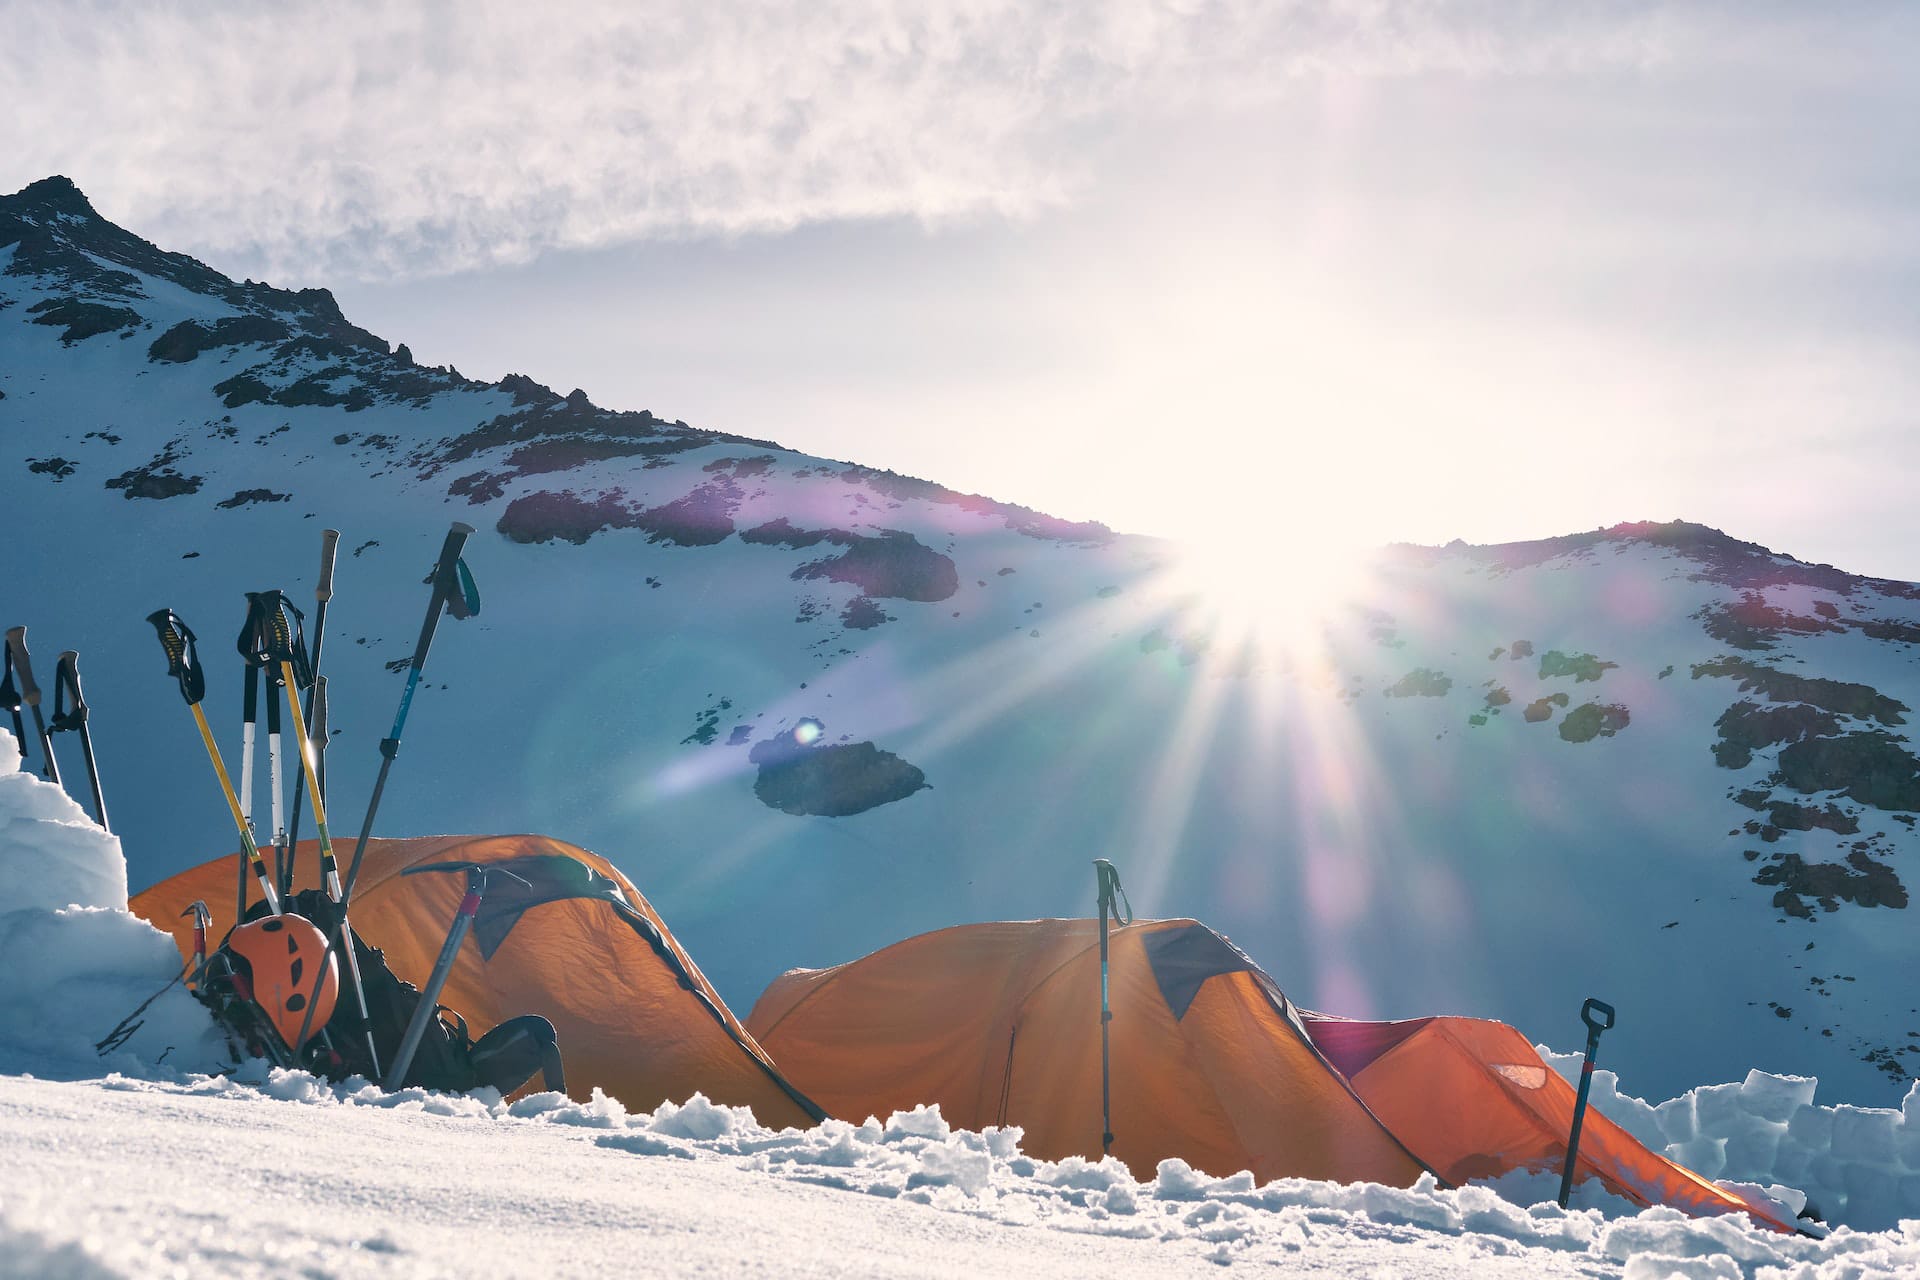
[4,628,61,786]
[283,529,340,897]
[1,639,26,760]
[1557,997,1616,1208]
[181,900,211,985]
[1093,858,1131,1156]
[292,525,477,1055]
[147,609,282,915]
[383,861,529,1090]
[49,650,108,830]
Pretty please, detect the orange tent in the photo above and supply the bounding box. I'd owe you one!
[747,917,1429,1186]
[749,917,1795,1233]
[1299,1012,1791,1229]
[132,834,823,1130]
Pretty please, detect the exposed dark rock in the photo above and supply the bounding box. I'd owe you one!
[749,729,928,817]
[1764,800,1860,835]
[26,457,75,479]
[1711,702,1843,769]
[1383,668,1451,698]
[1484,686,1511,708]
[104,447,202,500]
[1697,591,1846,651]
[1509,640,1534,660]
[213,373,273,408]
[1559,702,1630,743]
[841,596,892,630]
[496,489,638,544]
[449,471,510,504]
[147,314,290,362]
[633,478,742,546]
[1774,732,1920,811]
[215,488,292,508]
[792,530,958,602]
[1755,850,1907,918]
[1692,658,1907,725]
[28,297,142,343]
[497,373,560,406]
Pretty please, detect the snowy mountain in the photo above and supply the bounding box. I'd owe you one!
[4,174,1918,1109]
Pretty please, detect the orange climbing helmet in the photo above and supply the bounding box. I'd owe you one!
[226,915,339,1051]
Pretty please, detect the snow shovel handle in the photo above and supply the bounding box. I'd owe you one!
[1581,998,1615,1038]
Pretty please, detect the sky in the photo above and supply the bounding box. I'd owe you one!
[5,1,1919,576]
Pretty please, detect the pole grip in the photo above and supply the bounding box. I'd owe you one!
[317,529,340,603]
[4,628,40,705]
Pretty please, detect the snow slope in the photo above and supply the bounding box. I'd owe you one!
[4,175,1920,1108]
[11,1072,1920,1279]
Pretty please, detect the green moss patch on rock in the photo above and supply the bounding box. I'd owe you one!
[1523,693,1570,723]
[1753,850,1907,918]
[1383,668,1451,698]
[1538,650,1617,683]
[1692,657,1907,725]
[1558,702,1630,742]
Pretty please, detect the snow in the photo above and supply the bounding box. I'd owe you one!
[7,1071,1920,1279]
[0,728,221,1079]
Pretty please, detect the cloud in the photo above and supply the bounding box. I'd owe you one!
[0,0,1690,280]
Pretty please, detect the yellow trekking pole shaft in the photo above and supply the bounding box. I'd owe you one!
[279,661,340,898]
[190,701,282,915]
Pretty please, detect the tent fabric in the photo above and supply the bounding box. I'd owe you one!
[746,917,1431,1187]
[131,835,823,1129]
[1298,1012,1794,1232]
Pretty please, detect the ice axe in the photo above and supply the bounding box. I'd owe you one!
[1557,997,1616,1208]
[181,900,212,984]
[383,860,531,1091]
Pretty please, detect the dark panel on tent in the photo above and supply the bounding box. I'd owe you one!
[1142,923,1255,1020]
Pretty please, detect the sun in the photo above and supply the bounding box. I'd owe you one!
[1141,516,1381,676]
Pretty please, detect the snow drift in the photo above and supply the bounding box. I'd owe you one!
[0,727,220,1077]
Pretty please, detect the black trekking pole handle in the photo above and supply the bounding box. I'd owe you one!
[52,650,108,831]
[148,610,208,705]
[1558,995,1616,1208]
[6,626,60,785]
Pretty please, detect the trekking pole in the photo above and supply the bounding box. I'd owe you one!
[248,590,382,1072]
[1,639,26,761]
[383,860,530,1090]
[4,628,61,786]
[283,529,339,897]
[147,609,282,915]
[291,524,478,1055]
[49,650,109,830]
[1093,858,1131,1156]
[237,655,260,918]
[182,900,211,985]
[238,594,290,893]
[1557,997,1616,1208]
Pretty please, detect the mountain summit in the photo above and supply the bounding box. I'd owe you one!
[3,176,1918,1106]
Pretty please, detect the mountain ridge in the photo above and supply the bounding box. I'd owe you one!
[5,174,1919,1109]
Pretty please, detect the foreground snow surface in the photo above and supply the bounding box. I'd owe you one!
[3,1074,1918,1280]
